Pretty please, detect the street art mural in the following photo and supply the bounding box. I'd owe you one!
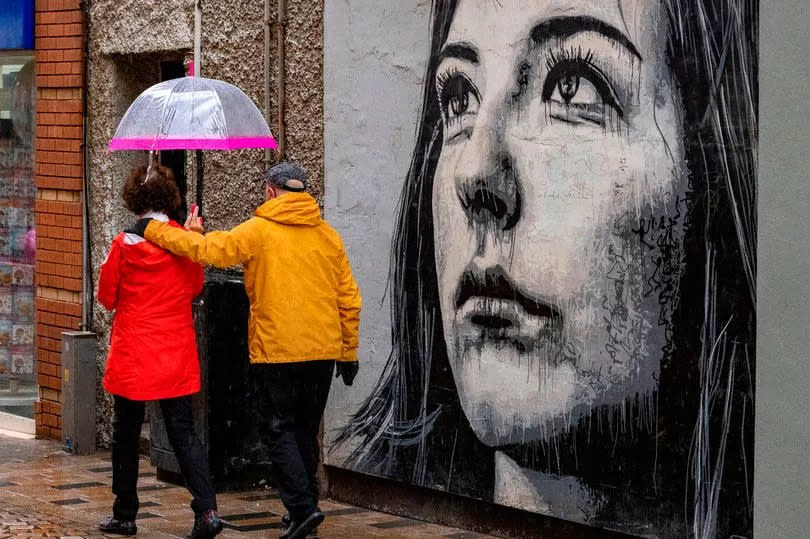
[325,1,757,537]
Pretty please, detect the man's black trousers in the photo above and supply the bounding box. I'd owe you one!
[253,360,335,522]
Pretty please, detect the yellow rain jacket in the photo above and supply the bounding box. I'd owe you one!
[143,192,362,365]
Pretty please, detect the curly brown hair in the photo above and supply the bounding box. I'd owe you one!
[122,164,181,216]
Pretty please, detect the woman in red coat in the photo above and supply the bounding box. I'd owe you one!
[97,164,222,538]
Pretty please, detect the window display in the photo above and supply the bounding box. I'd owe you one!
[0,52,35,418]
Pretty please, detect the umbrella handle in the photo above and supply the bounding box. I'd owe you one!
[142,150,155,184]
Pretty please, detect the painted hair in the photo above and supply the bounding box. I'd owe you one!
[334,1,756,536]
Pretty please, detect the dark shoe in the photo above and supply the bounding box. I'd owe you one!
[279,511,324,539]
[188,509,224,539]
[281,510,320,535]
[99,516,137,536]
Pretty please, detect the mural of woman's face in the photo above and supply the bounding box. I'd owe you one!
[432,0,688,446]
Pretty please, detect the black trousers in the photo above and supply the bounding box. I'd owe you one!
[254,360,334,522]
[111,395,217,521]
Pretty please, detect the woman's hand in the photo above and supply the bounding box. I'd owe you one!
[184,204,204,234]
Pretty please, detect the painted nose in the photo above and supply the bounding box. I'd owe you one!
[456,152,521,231]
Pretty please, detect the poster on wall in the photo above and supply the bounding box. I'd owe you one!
[324,1,757,537]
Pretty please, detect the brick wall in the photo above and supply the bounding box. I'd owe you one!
[33,0,85,441]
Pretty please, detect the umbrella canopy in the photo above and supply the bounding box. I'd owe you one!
[108,76,277,151]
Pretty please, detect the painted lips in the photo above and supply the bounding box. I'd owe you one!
[453,264,561,340]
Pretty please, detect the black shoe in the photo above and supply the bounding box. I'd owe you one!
[188,509,224,539]
[281,510,320,535]
[279,511,324,539]
[99,516,137,536]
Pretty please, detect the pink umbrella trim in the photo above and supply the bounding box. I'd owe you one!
[108,135,278,151]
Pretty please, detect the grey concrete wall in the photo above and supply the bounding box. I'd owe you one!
[86,0,323,446]
[322,0,431,463]
[755,1,810,536]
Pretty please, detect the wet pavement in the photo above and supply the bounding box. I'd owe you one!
[0,435,495,538]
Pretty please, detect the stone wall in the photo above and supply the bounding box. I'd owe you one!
[86,0,323,446]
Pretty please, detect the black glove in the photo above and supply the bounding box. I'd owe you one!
[124,217,153,238]
[335,361,359,386]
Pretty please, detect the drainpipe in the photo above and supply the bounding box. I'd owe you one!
[275,0,287,159]
[80,0,92,331]
[264,0,271,166]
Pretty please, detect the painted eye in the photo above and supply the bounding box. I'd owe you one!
[448,92,469,118]
[542,59,622,118]
[438,73,480,123]
[549,74,601,106]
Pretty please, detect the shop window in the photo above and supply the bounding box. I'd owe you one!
[0,52,36,418]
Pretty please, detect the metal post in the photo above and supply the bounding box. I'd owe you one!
[195,149,204,209]
[194,0,202,77]
[194,0,204,209]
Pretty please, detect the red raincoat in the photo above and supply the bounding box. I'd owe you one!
[98,220,204,401]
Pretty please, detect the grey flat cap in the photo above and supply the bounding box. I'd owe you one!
[262,162,309,192]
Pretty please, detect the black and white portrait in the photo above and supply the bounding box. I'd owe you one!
[325,1,757,536]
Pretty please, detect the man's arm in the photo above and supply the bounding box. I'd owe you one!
[336,246,362,361]
[144,219,260,268]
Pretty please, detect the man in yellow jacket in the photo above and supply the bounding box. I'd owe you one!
[128,162,361,539]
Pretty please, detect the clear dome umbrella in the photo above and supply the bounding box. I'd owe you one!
[108,75,277,210]
[108,76,277,151]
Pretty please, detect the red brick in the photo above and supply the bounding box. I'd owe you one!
[37,150,82,165]
[36,61,54,74]
[54,214,72,227]
[40,363,58,377]
[36,49,64,62]
[42,413,58,427]
[56,88,79,99]
[64,277,82,291]
[38,111,82,126]
[56,0,81,10]
[36,74,82,88]
[36,137,81,152]
[36,37,58,49]
[42,10,81,24]
[37,212,56,225]
[57,36,82,49]
[35,425,49,439]
[63,23,82,36]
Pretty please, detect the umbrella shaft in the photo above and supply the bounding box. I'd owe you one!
[195,150,204,210]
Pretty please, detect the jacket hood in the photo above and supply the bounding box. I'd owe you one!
[255,192,321,227]
[119,224,179,271]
